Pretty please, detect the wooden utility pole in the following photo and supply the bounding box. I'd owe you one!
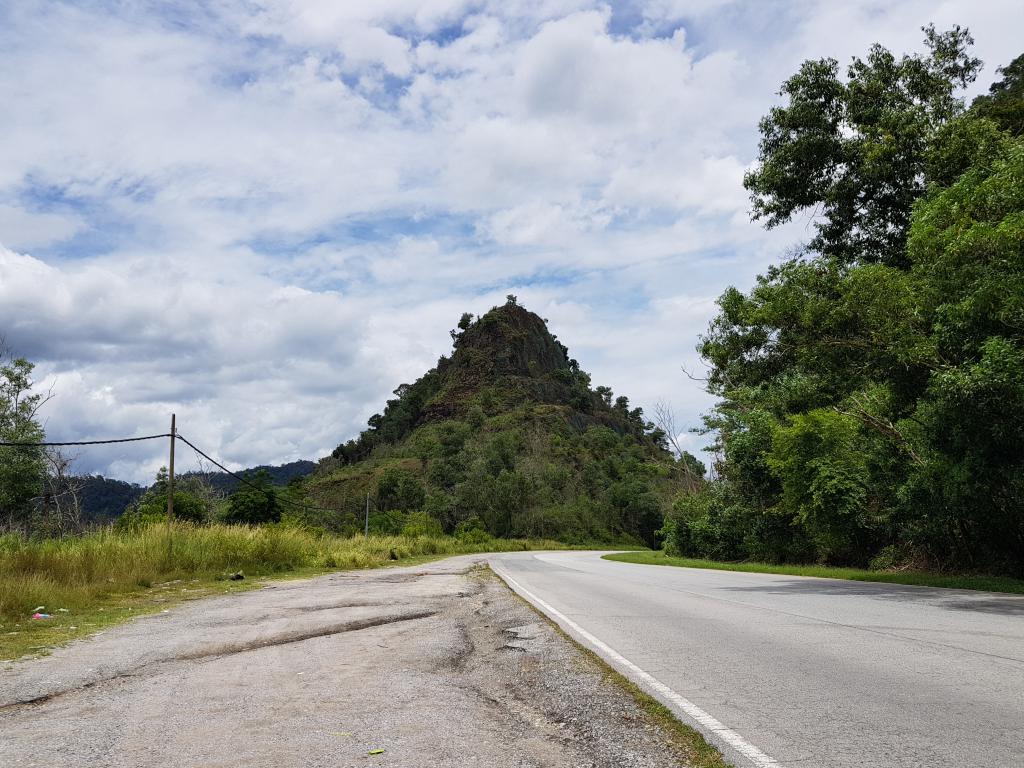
[365,492,370,537]
[167,413,176,559]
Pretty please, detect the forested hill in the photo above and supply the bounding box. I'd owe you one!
[299,298,701,544]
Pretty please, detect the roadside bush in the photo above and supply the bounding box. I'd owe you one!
[454,515,490,544]
[118,491,208,528]
[401,511,444,538]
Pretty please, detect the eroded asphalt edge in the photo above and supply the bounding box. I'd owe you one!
[489,558,785,768]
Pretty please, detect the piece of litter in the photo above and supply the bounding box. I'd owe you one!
[57,608,70,613]
[69,626,77,630]
[33,606,44,612]
[368,749,386,755]
[32,613,52,620]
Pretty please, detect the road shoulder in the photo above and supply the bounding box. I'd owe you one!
[1,555,715,767]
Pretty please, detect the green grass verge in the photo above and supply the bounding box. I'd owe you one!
[492,567,730,768]
[0,523,580,662]
[603,550,1024,594]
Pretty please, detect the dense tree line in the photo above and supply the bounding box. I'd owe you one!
[664,30,1024,575]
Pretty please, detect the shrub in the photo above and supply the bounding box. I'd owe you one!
[401,511,444,538]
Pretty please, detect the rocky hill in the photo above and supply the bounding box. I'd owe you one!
[299,297,700,544]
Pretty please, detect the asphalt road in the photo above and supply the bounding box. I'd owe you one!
[490,551,1024,768]
[0,556,695,768]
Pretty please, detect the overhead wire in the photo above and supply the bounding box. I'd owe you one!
[0,434,172,447]
[1,430,346,517]
[174,433,343,515]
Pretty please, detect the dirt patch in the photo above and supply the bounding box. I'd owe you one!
[0,555,698,767]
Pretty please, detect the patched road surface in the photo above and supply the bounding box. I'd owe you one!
[0,555,696,768]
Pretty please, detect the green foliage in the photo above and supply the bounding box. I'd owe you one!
[122,492,208,527]
[767,410,873,562]
[971,53,1024,135]
[745,25,981,267]
[377,468,426,512]
[118,468,212,527]
[309,302,684,546]
[695,32,1024,576]
[454,515,489,543]
[223,470,280,525]
[0,356,46,529]
[401,510,444,538]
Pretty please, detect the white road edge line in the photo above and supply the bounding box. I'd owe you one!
[491,561,784,768]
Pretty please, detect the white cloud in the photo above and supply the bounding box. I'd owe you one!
[0,0,1018,480]
[0,205,84,249]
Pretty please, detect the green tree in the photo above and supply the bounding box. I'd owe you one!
[745,26,981,267]
[119,467,210,527]
[971,53,1024,135]
[0,354,47,529]
[223,470,280,525]
[697,33,1024,574]
[900,138,1024,572]
[377,468,425,511]
[767,410,874,563]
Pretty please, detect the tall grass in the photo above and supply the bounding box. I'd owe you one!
[0,523,562,620]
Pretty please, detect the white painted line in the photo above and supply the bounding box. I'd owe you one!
[492,562,784,768]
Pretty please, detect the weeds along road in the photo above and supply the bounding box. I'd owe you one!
[0,555,700,768]
[491,551,1024,768]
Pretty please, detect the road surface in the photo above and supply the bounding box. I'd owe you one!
[0,556,696,768]
[490,551,1024,768]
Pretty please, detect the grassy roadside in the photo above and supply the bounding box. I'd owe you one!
[491,567,730,768]
[0,523,585,662]
[603,550,1024,594]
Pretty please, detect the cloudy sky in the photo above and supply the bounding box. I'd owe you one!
[0,0,1018,483]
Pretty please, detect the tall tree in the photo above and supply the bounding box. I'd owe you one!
[971,53,1024,135]
[744,26,981,267]
[0,350,47,529]
[682,30,1024,575]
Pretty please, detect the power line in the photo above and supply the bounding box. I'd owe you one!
[1,427,345,517]
[174,433,341,515]
[0,436,169,448]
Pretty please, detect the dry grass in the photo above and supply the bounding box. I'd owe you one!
[0,523,565,660]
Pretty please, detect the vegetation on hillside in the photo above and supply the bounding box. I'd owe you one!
[298,297,701,546]
[667,28,1024,576]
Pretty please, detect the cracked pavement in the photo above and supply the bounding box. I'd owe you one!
[0,555,693,767]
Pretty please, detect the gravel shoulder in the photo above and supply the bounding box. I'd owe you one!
[0,555,699,767]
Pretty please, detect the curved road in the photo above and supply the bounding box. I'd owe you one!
[490,551,1024,768]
